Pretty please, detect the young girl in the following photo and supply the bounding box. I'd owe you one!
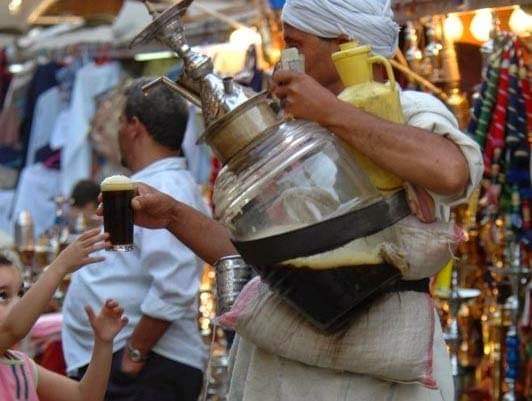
[0,228,128,401]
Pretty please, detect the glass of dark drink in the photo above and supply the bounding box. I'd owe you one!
[101,175,136,251]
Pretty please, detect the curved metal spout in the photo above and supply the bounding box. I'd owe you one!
[130,0,282,164]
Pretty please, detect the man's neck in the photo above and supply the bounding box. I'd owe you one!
[130,148,181,174]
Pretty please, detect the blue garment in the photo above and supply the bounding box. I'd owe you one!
[62,157,209,374]
[20,61,62,167]
[26,86,64,166]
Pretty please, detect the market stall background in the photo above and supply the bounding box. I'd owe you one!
[0,1,530,401]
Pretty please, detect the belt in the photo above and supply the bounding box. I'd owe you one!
[234,190,411,268]
[385,278,430,294]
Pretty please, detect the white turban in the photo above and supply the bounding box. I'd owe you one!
[282,0,399,58]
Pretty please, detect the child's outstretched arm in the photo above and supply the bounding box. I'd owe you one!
[0,228,108,352]
[36,300,128,401]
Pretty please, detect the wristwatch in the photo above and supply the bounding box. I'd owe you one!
[126,343,148,363]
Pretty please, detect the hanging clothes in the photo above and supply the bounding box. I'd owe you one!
[467,34,531,246]
[19,61,62,167]
[0,71,33,149]
[61,61,121,196]
[11,163,61,237]
[25,86,63,166]
[0,189,15,236]
[182,105,212,185]
[0,49,12,109]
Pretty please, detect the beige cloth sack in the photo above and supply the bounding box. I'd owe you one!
[385,215,461,280]
[220,277,437,388]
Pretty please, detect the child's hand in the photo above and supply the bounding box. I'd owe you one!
[85,299,128,343]
[53,228,109,274]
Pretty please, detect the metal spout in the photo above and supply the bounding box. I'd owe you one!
[141,76,202,108]
[131,0,282,164]
[130,0,212,112]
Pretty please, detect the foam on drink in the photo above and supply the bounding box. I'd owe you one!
[101,175,135,192]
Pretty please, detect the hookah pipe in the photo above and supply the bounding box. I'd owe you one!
[500,247,524,401]
[442,259,480,400]
[501,193,529,401]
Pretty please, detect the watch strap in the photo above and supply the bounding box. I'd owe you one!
[126,343,149,362]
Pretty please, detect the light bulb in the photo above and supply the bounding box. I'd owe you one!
[8,0,22,15]
[509,6,532,36]
[470,9,493,42]
[444,13,464,42]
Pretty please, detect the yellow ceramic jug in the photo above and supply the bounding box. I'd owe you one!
[332,41,405,193]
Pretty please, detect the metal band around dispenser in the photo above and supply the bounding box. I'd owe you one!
[214,256,253,315]
[233,189,411,268]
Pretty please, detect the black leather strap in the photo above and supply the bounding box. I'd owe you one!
[233,190,411,268]
[385,278,430,294]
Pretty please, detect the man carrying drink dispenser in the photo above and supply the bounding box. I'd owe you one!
[62,78,208,401]
[122,1,483,401]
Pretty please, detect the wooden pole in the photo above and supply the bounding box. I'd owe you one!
[389,58,449,102]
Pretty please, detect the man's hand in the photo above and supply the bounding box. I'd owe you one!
[98,183,178,230]
[272,70,340,126]
[131,183,179,230]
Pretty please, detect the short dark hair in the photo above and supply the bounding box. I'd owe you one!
[71,180,100,208]
[124,78,189,151]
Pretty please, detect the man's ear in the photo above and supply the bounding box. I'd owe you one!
[130,116,145,139]
[335,34,351,47]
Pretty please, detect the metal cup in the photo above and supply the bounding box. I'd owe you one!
[214,256,252,316]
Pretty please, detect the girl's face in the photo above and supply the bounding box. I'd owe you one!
[0,265,22,324]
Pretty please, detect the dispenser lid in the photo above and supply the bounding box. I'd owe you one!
[332,41,371,62]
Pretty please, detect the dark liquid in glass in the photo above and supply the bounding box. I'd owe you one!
[102,190,135,250]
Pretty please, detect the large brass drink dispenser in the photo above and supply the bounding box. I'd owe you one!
[132,0,412,332]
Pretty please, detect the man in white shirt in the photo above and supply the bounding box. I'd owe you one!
[62,78,208,401]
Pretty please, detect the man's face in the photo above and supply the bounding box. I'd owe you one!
[283,23,343,90]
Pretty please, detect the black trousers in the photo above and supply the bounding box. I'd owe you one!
[73,349,203,401]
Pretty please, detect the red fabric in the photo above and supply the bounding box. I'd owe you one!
[516,39,532,134]
[34,341,66,376]
[484,44,512,168]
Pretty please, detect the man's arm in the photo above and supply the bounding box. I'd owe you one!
[128,183,237,265]
[322,100,469,196]
[273,70,470,197]
[121,316,170,375]
[167,201,238,265]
